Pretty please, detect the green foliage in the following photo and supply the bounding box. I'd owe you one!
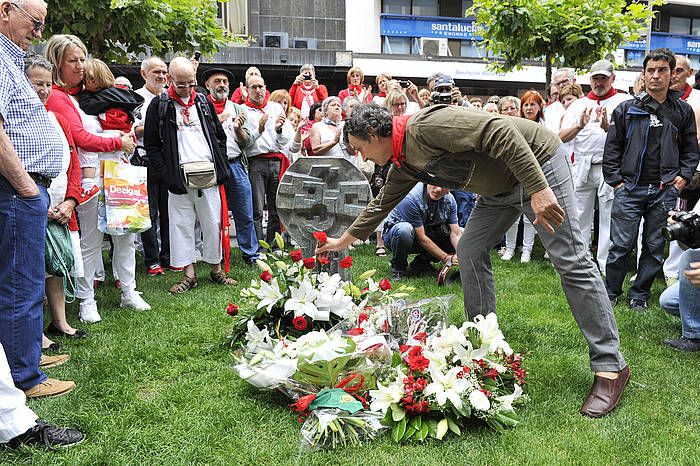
[468,0,663,88]
[45,0,236,62]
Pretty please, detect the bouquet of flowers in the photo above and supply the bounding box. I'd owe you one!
[369,313,527,442]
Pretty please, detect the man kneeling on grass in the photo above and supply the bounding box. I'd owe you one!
[317,103,629,418]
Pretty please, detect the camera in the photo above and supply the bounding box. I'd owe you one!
[303,73,312,80]
[431,91,453,105]
[193,51,201,61]
[399,80,410,88]
[663,211,700,248]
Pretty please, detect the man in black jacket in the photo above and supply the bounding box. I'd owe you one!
[604,48,700,310]
[144,57,236,294]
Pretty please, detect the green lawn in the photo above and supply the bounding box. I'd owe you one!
[5,244,700,465]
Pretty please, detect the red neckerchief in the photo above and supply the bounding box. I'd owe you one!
[207,94,227,115]
[391,115,411,167]
[245,95,269,111]
[587,88,617,104]
[681,83,692,101]
[378,91,386,98]
[348,85,363,96]
[53,84,81,95]
[168,85,196,125]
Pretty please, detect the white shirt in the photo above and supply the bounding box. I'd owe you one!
[544,101,566,133]
[244,101,289,157]
[134,86,162,146]
[562,92,632,163]
[174,97,213,164]
[220,100,246,160]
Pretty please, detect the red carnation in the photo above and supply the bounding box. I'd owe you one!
[339,256,353,269]
[484,368,500,380]
[292,316,309,331]
[378,278,392,291]
[318,256,330,265]
[290,249,303,262]
[312,231,328,243]
[302,258,316,269]
[226,303,239,316]
[358,313,369,323]
[414,331,427,343]
[259,270,272,282]
[347,327,365,336]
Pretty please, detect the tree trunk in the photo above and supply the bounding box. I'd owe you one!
[545,51,553,95]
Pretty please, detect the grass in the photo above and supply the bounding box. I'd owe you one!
[5,243,700,465]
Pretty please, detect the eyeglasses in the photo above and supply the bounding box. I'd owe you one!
[173,82,196,89]
[553,79,570,87]
[11,2,44,33]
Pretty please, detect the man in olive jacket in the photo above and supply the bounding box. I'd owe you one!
[318,103,629,418]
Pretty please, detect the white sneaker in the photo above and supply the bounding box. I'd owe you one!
[520,251,531,263]
[501,250,515,261]
[79,300,102,323]
[120,291,151,311]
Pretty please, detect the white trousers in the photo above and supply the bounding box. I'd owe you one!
[574,162,613,271]
[505,215,536,253]
[664,241,683,279]
[0,343,36,443]
[75,196,137,300]
[168,187,222,267]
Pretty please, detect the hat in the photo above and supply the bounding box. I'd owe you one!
[590,59,614,77]
[200,67,235,84]
[433,75,455,88]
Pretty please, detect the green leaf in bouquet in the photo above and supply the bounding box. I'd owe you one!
[427,418,439,438]
[496,410,520,428]
[391,417,407,443]
[255,259,272,272]
[259,239,271,251]
[486,417,506,432]
[403,424,418,440]
[294,346,357,387]
[453,400,471,419]
[447,416,462,436]
[357,269,377,281]
[436,418,448,440]
[391,352,403,367]
[416,421,430,441]
[274,232,285,252]
[390,404,405,422]
[409,415,422,432]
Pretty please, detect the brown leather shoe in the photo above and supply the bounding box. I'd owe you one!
[39,354,70,369]
[580,366,631,418]
[24,378,76,398]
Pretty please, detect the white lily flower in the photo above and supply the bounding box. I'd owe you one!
[469,389,491,411]
[428,324,469,358]
[474,313,513,355]
[369,381,404,413]
[424,365,470,409]
[293,329,351,362]
[250,277,284,313]
[244,320,273,354]
[317,272,343,290]
[496,384,523,412]
[284,278,321,319]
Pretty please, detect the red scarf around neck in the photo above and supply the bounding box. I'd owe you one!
[348,84,364,96]
[391,115,411,167]
[681,83,692,101]
[207,94,227,115]
[587,87,617,103]
[245,95,269,111]
[378,91,387,98]
[167,85,197,108]
[53,84,82,96]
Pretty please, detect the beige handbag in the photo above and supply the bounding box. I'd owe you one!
[181,161,217,189]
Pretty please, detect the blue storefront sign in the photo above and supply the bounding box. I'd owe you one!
[381,14,481,40]
[620,33,700,55]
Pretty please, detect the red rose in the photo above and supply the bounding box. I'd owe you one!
[378,278,392,291]
[290,249,303,262]
[226,303,239,316]
[259,270,272,282]
[292,316,308,331]
[414,331,427,343]
[302,258,316,269]
[358,313,369,323]
[399,344,410,353]
[347,327,365,336]
[312,231,328,243]
[339,256,353,269]
[318,256,330,265]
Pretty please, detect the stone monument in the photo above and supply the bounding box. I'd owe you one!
[277,157,372,279]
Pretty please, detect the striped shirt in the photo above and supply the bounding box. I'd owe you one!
[0,34,62,177]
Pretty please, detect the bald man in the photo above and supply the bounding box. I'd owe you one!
[144,57,236,293]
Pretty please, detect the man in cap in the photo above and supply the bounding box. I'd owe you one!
[560,59,632,272]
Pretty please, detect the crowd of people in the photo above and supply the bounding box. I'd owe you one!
[2,0,700,450]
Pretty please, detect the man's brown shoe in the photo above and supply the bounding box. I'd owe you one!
[580,366,631,418]
[39,354,70,369]
[24,378,76,398]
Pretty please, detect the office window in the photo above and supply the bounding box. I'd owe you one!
[461,40,487,58]
[692,18,700,36]
[412,0,438,16]
[383,0,410,14]
[669,16,691,35]
[383,36,411,54]
[689,55,700,70]
[625,50,645,67]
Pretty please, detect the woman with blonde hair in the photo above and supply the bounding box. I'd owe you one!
[372,72,392,106]
[338,66,372,103]
[269,89,292,116]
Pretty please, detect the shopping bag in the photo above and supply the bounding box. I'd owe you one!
[98,160,151,235]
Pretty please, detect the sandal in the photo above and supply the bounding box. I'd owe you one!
[210,270,238,287]
[169,275,198,294]
[375,246,387,257]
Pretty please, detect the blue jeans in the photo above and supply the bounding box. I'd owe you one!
[659,248,700,339]
[225,158,259,262]
[0,179,49,390]
[606,184,679,301]
[383,222,453,273]
[452,190,477,228]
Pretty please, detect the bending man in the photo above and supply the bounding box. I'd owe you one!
[317,103,629,418]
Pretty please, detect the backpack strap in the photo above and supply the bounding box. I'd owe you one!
[157,92,170,143]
